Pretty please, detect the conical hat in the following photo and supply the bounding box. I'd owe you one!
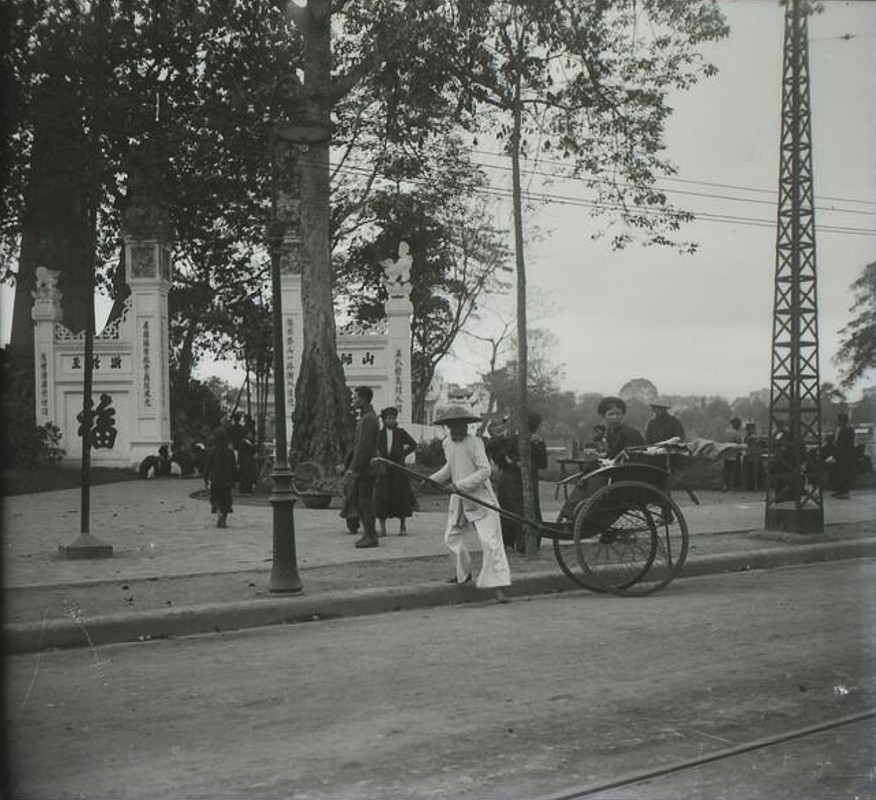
[649,398,672,409]
[434,405,481,425]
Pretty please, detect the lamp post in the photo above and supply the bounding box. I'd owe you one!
[61,0,112,560]
[266,104,329,593]
[267,215,301,593]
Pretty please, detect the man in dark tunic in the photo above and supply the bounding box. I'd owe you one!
[828,411,856,499]
[345,386,381,548]
[204,427,238,528]
[645,401,685,444]
[495,410,549,552]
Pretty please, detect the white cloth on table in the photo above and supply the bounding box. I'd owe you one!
[430,435,511,589]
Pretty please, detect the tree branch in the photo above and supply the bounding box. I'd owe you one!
[272,0,307,28]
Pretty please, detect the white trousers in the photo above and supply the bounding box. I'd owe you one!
[445,510,511,589]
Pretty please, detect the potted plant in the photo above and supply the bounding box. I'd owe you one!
[293,461,341,509]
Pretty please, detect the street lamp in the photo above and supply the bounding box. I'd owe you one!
[266,90,329,593]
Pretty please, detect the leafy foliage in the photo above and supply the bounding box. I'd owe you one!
[618,378,659,405]
[441,0,728,552]
[335,138,511,421]
[169,374,225,450]
[484,328,565,418]
[4,1,299,378]
[4,0,730,471]
[0,348,66,467]
[32,422,66,466]
[1,348,35,467]
[415,437,446,467]
[447,0,730,251]
[835,261,876,389]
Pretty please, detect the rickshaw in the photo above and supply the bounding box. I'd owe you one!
[377,442,694,597]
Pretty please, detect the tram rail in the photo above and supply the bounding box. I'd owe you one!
[536,708,876,800]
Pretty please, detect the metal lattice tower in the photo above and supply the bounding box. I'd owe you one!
[765,0,823,534]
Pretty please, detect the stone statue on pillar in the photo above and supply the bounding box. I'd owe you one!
[382,242,414,424]
[381,241,413,300]
[32,266,63,317]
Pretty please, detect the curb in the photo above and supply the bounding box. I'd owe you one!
[5,538,875,655]
[679,537,876,578]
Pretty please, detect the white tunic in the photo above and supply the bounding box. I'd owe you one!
[430,434,511,589]
[429,435,499,523]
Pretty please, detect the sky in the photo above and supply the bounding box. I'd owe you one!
[440,0,876,402]
[2,0,874,402]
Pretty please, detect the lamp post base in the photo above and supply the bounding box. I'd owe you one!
[269,464,303,594]
[59,534,114,560]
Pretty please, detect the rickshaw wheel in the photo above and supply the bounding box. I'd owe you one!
[572,480,662,595]
[614,485,689,597]
[552,506,609,594]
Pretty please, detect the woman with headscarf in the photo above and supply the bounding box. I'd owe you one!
[598,396,645,458]
[557,397,644,523]
[374,406,418,536]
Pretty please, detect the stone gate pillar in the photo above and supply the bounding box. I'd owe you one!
[280,272,303,438]
[275,144,304,440]
[31,267,63,426]
[281,240,413,427]
[383,242,414,426]
[121,163,173,462]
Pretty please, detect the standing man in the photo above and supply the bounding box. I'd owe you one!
[495,410,549,552]
[430,406,511,603]
[828,411,856,499]
[345,386,381,548]
[722,416,743,492]
[204,427,237,528]
[645,401,685,444]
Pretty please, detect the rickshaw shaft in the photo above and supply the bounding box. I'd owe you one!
[373,457,561,538]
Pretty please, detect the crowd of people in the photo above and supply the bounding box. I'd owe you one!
[136,412,259,528]
[138,388,863,559]
[339,389,698,602]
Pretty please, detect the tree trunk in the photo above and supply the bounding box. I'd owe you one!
[411,353,439,425]
[10,78,92,370]
[477,340,502,435]
[412,379,428,426]
[289,0,351,469]
[510,70,538,556]
[175,314,201,387]
[106,245,130,325]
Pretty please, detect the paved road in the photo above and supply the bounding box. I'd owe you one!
[6,560,875,799]
[5,477,873,589]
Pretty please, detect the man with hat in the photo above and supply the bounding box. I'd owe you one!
[645,399,685,445]
[344,386,381,548]
[430,405,511,603]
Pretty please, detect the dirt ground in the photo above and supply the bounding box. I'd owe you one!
[6,560,875,800]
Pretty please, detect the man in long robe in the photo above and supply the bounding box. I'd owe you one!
[430,405,511,603]
[344,386,380,548]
